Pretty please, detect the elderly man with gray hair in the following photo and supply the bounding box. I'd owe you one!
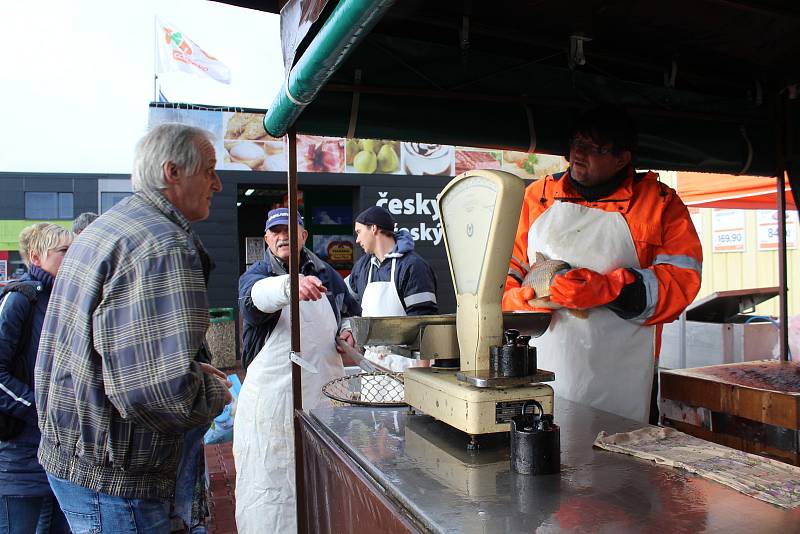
[35,123,231,533]
[71,211,98,235]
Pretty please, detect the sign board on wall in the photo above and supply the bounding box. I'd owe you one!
[245,237,264,265]
[757,210,798,250]
[0,260,6,282]
[712,209,746,252]
[313,235,355,268]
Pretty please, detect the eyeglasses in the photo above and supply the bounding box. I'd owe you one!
[569,138,614,156]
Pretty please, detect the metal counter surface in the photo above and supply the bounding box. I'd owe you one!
[309,399,800,533]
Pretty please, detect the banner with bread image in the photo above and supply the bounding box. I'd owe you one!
[223,112,286,171]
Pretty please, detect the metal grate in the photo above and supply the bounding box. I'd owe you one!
[322,372,406,407]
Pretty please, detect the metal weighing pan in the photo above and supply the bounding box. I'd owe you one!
[350,311,552,347]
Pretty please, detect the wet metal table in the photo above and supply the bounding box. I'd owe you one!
[300,399,800,533]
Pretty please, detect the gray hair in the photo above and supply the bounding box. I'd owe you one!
[72,212,98,234]
[131,123,216,192]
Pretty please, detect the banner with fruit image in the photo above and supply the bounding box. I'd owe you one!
[297,135,345,173]
[151,106,567,179]
[345,139,401,174]
[222,112,344,173]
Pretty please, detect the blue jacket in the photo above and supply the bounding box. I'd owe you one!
[346,230,438,316]
[239,248,361,369]
[0,268,52,496]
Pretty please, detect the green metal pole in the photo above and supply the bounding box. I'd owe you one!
[264,0,394,137]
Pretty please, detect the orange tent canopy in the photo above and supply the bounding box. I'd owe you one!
[676,172,796,210]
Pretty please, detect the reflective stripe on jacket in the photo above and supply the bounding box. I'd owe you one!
[507,169,702,346]
[346,230,439,316]
[0,274,50,496]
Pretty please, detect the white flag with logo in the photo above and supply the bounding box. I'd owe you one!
[155,18,231,84]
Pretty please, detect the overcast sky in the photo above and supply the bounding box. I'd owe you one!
[0,0,282,174]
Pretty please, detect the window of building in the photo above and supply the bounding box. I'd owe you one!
[24,192,73,219]
[98,179,132,214]
[100,191,131,213]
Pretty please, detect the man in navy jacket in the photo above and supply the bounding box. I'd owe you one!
[238,209,361,370]
[346,206,438,371]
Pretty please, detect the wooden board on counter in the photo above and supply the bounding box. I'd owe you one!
[660,360,800,465]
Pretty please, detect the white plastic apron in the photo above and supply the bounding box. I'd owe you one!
[529,201,655,422]
[361,258,418,372]
[233,296,343,534]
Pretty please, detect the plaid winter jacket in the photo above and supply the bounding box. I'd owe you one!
[35,190,228,499]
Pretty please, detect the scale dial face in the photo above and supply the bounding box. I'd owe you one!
[440,176,498,295]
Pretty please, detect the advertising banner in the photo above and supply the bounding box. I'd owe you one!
[147,106,568,180]
[223,112,286,171]
[500,150,568,180]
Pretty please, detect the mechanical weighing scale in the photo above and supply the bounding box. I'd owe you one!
[351,170,555,447]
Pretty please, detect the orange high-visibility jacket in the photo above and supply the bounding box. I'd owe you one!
[506,169,702,345]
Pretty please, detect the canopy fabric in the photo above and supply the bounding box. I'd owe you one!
[248,0,800,182]
[677,172,796,210]
[217,0,800,205]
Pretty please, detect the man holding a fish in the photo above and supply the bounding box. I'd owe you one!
[502,106,702,423]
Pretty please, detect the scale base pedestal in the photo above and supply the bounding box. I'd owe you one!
[404,367,554,436]
[455,369,555,388]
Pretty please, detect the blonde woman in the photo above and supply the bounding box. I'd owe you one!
[0,223,73,534]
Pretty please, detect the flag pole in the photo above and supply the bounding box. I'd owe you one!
[153,16,158,101]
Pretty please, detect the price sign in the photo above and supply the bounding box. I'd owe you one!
[712,209,745,252]
[713,230,745,250]
[757,210,797,250]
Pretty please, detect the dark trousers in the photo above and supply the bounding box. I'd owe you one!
[0,494,70,534]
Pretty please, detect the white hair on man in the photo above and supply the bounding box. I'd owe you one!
[18,223,73,267]
[72,211,99,235]
[131,123,216,192]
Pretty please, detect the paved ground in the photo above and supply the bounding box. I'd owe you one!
[205,363,243,534]
[205,441,237,534]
